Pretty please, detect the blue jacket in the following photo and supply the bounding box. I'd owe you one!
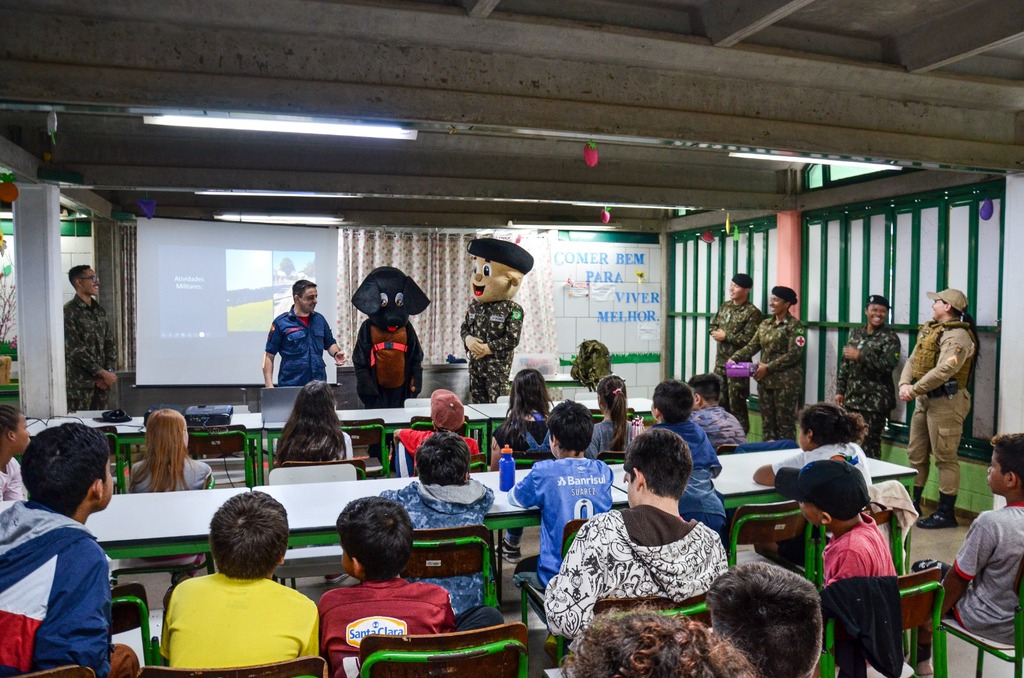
[265,308,338,386]
[651,421,726,522]
[379,481,494,616]
[0,502,111,678]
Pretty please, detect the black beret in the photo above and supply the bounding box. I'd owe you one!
[771,286,798,305]
[866,294,890,308]
[468,238,534,274]
[732,273,753,289]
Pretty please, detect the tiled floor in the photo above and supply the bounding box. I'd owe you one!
[123,511,1016,678]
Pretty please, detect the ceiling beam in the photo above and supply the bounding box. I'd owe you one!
[59,189,112,219]
[703,0,818,48]
[0,134,39,181]
[898,1,1024,73]
[457,0,501,19]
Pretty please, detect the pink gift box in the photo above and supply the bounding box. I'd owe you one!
[725,361,757,378]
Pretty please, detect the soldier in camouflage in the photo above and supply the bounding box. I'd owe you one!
[835,294,901,459]
[898,288,977,529]
[461,238,534,404]
[730,286,805,442]
[709,273,763,432]
[63,265,118,412]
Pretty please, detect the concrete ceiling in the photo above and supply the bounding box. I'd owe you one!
[0,0,1021,230]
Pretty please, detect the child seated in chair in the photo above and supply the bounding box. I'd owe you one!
[379,430,494,615]
[650,379,727,536]
[507,400,614,589]
[911,431,1024,675]
[319,497,503,678]
[775,458,895,586]
[393,389,480,477]
[161,492,319,668]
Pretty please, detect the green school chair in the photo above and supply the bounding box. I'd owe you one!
[359,623,528,678]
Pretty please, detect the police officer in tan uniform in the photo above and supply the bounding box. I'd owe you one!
[898,288,978,529]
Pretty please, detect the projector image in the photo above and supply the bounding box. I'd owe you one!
[184,405,234,427]
[724,361,758,378]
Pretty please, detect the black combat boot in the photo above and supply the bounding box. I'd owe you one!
[912,486,923,515]
[917,492,958,529]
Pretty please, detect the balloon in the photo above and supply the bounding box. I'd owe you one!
[600,208,611,224]
[700,229,714,243]
[137,198,157,219]
[0,183,18,203]
[979,198,993,221]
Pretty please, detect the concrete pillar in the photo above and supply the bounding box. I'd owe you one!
[994,174,1024,509]
[776,210,802,315]
[13,184,66,417]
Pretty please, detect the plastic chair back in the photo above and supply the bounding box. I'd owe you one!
[596,451,625,464]
[358,623,528,678]
[139,656,327,678]
[111,582,160,666]
[715,443,738,456]
[18,668,95,678]
[269,461,359,485]
[594,592,711,625]
[728,500,818,583]
[403,398,432,408]
[403,525,496,608]
[340,419,387,475]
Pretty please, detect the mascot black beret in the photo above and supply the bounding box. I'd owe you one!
[468,238,534,274]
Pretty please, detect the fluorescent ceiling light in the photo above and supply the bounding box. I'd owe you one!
[196,190,361,198]
[728,152,900,171]
[506,221,619,231]
[144,114,417,141]
[214,214,345,225]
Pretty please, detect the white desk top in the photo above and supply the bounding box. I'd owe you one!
[28,415,148,436]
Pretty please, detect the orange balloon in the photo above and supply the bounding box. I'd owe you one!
[0,183,18,203]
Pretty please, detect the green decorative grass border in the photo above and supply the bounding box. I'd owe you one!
[560,352,661,366]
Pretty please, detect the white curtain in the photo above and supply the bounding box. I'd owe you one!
[336,228,556,364]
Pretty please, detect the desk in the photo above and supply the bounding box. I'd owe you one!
[467,397,654,440]
[1,454,915,560]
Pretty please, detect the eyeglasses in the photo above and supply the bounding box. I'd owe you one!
[78,275,99,283]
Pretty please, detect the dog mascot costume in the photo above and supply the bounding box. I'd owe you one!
[460,238,534,403]
[351,267,430,408]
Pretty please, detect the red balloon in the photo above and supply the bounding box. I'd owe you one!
[700,229,714,243]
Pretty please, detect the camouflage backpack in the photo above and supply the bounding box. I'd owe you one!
[571,339,612,391]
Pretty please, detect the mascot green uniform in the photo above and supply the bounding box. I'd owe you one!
[460,238,534,404]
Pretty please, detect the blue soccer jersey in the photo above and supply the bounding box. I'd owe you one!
[508,457,614,586]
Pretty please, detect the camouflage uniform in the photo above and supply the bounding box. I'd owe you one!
[64,295,117,411]
[709,300,763,431]
[899,320,975,495]
[461,299,524,404]
[836,326,901,459]
[689,405,747,450]
[730,314,806,442]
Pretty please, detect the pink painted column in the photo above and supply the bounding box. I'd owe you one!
[775,210,802,314]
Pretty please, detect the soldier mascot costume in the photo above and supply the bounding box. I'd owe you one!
[460,238,534,404]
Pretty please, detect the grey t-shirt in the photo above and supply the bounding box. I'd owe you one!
[953,504,1024,644]
[129,457,212,493]
[585,420,617,459]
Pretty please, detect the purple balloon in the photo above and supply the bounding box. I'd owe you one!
[979,198,993,221]
[137,198,157,220]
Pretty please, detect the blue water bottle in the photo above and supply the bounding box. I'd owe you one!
[499,444,515,491]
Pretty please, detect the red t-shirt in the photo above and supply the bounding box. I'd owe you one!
[396,429,481,457]
[823,513,897,586]
[318,579,456,678]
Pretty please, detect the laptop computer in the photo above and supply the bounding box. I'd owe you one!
[260,386,304,427]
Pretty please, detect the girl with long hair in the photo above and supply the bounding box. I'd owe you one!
[130,409,212,493]
[585,375,628,458]
[0,404,29,500]
[489,368,552,469]
[275,380,352,466]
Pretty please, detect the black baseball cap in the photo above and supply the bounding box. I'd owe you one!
[775,459,869,520]
[866,295,890,308]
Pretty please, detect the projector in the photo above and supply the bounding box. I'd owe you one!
[184,405,234,428]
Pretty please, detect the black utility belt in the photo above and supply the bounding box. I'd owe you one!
[925,380,958,399]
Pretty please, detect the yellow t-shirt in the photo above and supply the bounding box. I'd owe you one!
[162,573,319,668]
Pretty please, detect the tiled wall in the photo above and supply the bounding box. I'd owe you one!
[550,235,663,398]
